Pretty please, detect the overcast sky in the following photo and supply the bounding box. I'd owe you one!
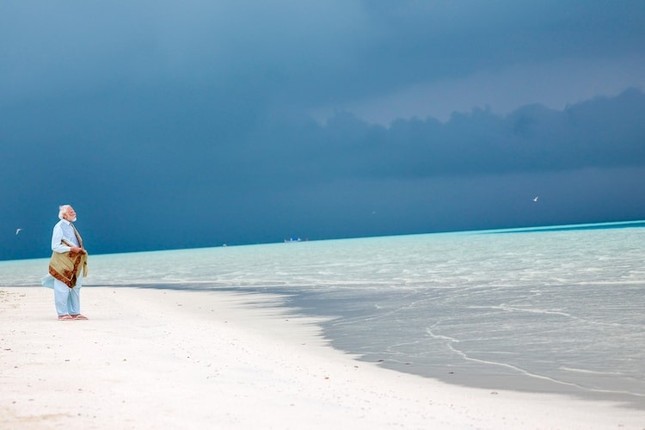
[2,1,645,260]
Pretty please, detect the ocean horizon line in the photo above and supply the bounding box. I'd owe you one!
[3,218,645,264]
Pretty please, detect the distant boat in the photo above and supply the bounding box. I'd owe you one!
[284,237,302,243]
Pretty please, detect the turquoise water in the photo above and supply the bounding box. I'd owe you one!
[2,221,644,407]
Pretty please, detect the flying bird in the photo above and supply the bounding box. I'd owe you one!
[15,228,23,235]
[533,196,539,202]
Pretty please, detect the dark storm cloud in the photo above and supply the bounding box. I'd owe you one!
[1,1,645,260]
[2,88,645,260]
[187,89,645,184]
[2,1,644,107]
[0,1,369,107]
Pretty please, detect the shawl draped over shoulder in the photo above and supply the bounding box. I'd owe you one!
[42,239,88,289]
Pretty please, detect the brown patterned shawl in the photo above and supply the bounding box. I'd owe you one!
[48,239,88,288]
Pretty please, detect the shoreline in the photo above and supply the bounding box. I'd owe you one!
[1,286,644,429]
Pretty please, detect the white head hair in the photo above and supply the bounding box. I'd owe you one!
[58,205,72,220]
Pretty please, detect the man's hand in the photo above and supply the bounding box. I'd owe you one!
[70,246,85,254]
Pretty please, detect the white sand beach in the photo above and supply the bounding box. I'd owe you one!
[1,286,643,430]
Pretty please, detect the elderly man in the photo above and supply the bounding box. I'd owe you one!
[47,204,89,321]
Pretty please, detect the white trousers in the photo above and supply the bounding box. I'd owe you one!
[54,276,83,316]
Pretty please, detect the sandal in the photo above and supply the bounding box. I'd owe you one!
[58,315,73,321]
[72,314,88,320]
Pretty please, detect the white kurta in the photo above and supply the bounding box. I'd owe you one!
[49,219,84,316]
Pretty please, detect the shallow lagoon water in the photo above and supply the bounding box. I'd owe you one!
[2,221,644,407]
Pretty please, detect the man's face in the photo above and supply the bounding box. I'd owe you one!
[64,207,77,222]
